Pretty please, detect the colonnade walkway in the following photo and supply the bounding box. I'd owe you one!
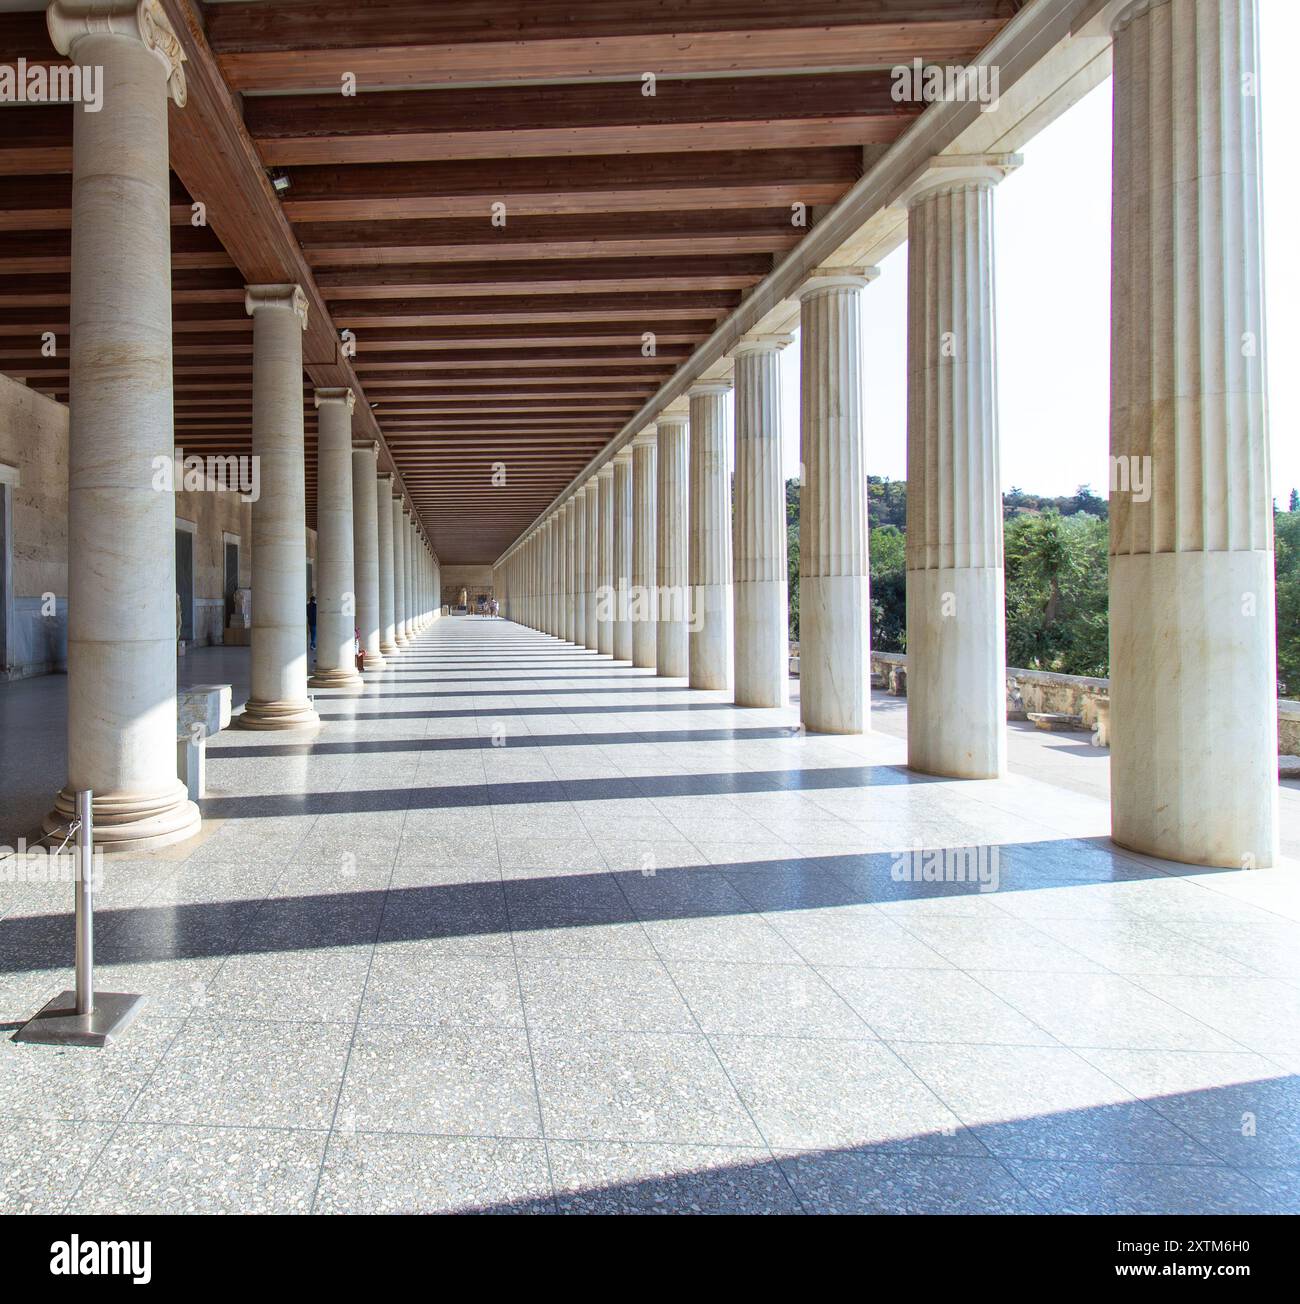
[1,616,1299,1213]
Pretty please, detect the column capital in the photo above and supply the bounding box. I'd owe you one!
[48,0,187,105]
[613,447,634,466]
[898,153,1022,208]
[687,379,732,398]
[245,283,309,330]
[584,476,600,494]
[1112,0,1160,34]
[631,428,658,449]
[315,386,355,413]
[797,267,879,299]
[732,334,793,357]
[352,439,379,455]
[598,463,615,480]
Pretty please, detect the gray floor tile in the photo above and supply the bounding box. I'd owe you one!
[335,1024,541,1137]
[530,1028,762,1145]
[360,945,525,1028]
[316,1133,552,1213]
[76,1124,327,1214]
[0,1118,114,1213]
[517,956,695,1033]
[550,1141,798,1214]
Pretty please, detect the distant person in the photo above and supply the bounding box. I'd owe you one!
[307,593,317,651]
[491,598,499,618]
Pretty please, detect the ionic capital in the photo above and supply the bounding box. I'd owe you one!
[48,0,187,105]
[898,154,1022,208]
[315,387,356,413]
[245,283,309,330]
[797,267,879,299]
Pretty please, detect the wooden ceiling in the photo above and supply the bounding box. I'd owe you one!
[0,0,1023,563]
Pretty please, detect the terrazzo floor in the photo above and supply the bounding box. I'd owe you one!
[1,616,1298,1214]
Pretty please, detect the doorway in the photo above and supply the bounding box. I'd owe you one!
[175,524,194,643]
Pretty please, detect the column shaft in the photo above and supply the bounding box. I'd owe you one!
[309,389,363,688]
[655,416,690,677]
[238,284,319,730]
[688,385,733,691]
[352,443,383,668]
[47,4,199,846]
[392,497,408,647]
[584,480,600,648]
[612,455,633,661]
[733,342,790,707]
[377,473,398,654]
[573,490,588,647]
[597,470,615,655]
[905,176,1006,777]
[1109,0,1277,867]
[631,436,658,669]
[798,271,872,733]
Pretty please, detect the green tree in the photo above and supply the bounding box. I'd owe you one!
[1276,507,1300,693]
[868,524,906,651]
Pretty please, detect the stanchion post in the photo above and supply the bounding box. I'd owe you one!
[15,788,146,1048]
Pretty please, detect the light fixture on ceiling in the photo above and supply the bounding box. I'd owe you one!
[268,169,291,194]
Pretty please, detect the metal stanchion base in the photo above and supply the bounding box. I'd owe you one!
[14,991,146,1048]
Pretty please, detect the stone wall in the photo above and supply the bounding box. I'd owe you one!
[441,563,493,607]
[0,373,68,677]
[0,374,321,672]
[869,650,1296,755]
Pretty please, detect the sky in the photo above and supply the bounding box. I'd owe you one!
[777,0,1299,504]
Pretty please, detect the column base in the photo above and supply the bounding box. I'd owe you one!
[394,633,410,648]
[45,782,201,855]
[362,651,386,670]
[905,567,1006,779]
[308,666,365,690]
[234,698,322,731]
[1111,550,1278,870]
[380,640,400,656]
[800,574,869,734]
[733,580,788,707]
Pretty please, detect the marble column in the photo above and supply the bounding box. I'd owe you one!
[559,502,573,642]
[631,432,658,669]
[688,382,734,691]
[1109,0,1277,869]
[597,467,615,655]
[392,496,409,647]
[544,515,556,636]
[309,388,363,689]
[45,0,199,848]
[584,478,600,648]
[904,162,1015,778]
[236,284,320,731]
[732,338,791,707]
[655,411,690,678]
[377,472,399,655]
[798,268,876,734]
[351,441,384,669]
[405,516,418,636]
[572,488,587,648]
[612,452,634,662]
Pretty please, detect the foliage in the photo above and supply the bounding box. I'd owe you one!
[1276,507,1300,694]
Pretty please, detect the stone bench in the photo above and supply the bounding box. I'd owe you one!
[177,684,232,800]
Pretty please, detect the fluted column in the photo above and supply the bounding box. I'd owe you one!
[544,514,556,636]
[688,382,733,691]
[597,467,615,655]
[572,488,588,648]
[44,0,199,847]
[904,162,1015,777]
[558,502,571,641]
[655,411,690,677]
[583,478,600,648]
[351,441,383,669]
[236,284,320,731]
[612,452,634,661]
[406,517,418,634]
[309,388,363,689]
[377,473,398,655]
[733,338,791,707]
[391,497,409,647]
[798,268,876,734]
[631,432,658,669]
[1109,0,1277,868]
